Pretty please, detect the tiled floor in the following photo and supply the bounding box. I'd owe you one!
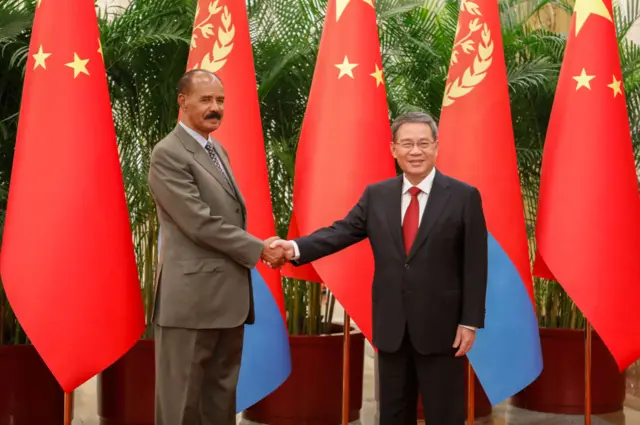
[71,359,640,425]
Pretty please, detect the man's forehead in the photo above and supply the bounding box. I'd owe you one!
[398,125,434,139]
[190,78,224,95]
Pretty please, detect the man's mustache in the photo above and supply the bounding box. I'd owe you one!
[205,112,221,120]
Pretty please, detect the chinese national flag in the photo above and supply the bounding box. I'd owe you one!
[282,0,396,342]
[0,0,145,391]
[533,0,640,369]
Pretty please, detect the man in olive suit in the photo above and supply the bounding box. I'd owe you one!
[148,70,284,425]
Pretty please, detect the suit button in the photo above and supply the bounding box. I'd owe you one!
[236,208,240,213]
[405,264,409,269]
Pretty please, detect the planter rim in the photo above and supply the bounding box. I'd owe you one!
[0,344,34,352]
[539,326,603,341]
[288,327,364,338]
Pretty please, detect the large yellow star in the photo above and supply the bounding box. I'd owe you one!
[37,0,42,7]
[607,75,623,97]
[32,45,51,70]
[336,0,375,21]
[370,63,384,87]
[335,56,358,79]
[573,0,613,36]
[98,39,103,59]
[65,53,90,78]
[573,68,595,90]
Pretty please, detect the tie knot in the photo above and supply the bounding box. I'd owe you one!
[409,187,421,197]
[204,141,214,152]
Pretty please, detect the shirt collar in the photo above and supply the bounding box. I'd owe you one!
[179,121,211,149]
[402,167,436,195]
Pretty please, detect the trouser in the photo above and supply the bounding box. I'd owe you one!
[378,326,464,425]
[154,324,244,425]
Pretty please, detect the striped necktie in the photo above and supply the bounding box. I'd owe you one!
[204,141,232,188]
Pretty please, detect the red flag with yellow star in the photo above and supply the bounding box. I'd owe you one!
[282,0,396,342]
[0,0,144,391]
[533,0,640,369]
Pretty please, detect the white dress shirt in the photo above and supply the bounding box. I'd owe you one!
[180,121,232,183]
[179,121,210,149]
[401,167,435,226]
[289,167,474,331]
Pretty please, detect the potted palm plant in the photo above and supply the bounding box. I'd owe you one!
[372,0,569,417]
[96,0,363,423]
[95,1,192,424]
[0,1,66,423]
[508,0,640,414]
[242,2,366,423]
[241,133,366,424]
[511,154,629,415]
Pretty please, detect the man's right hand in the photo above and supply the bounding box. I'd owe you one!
[261,237,287,268]
[269,239,295,261]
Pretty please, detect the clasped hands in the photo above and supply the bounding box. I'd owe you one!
[260,237,294,268]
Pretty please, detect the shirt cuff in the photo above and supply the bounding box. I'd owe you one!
[459,324,476,331]
[290,240,300,260]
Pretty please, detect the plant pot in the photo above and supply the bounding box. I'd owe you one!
[97,339,155,425]
[416,356,492,420]
[510,327,626,414]
[0,344,66,425]
[242,324,365,425]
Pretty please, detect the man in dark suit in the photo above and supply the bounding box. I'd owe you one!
[269,111,488,425]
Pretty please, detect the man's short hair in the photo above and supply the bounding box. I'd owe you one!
[176,69,223,95]
[390,111,438,142]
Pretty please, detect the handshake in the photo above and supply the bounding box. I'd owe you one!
[260,237,295,269]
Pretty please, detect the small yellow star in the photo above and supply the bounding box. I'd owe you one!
[336,0,375,21]
[37,0,42,7]
[65,53,90,78]
[573,68,595,90]
[335,56,358,79]
[573,0,612,36]
[97,39,103,59]
[32,45,51,70]
[370,63,384,87]
[607,75,623,97]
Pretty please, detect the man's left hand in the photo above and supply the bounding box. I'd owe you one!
[453,326,476,357]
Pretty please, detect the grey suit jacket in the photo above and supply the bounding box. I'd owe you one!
[148,123,264,329]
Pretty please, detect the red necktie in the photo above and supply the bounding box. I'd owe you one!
[403,187,422,254]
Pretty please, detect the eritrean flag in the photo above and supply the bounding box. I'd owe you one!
[436,0,543,405]
[181,0,291,410]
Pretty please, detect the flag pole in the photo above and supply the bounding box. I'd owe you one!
[64,391,73,425]
[585,320,592,425]
[342,311,351,425]
[467,361,475,425]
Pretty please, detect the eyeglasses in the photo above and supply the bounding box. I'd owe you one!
[396,141,437,150]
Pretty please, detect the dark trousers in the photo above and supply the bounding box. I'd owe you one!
[378,326,465,425]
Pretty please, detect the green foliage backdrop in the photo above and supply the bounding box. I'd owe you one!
[1,0,640,344]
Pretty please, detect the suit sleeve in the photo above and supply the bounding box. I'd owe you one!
[460,187,488,328]
[293,186,370,265]
[148,144,264,269]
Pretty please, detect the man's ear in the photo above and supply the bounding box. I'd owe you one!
[177,93,187,110]
[389,142,397,159]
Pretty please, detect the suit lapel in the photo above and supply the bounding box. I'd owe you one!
[407,171,451,261]
[174,125,238,201]
[385,176,406,258]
